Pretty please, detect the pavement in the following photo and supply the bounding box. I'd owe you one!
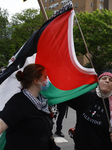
[52,107,76,150]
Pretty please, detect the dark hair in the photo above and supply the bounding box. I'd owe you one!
[16,64,45,88]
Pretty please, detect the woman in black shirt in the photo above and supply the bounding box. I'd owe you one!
[0,64,54,150]
[66,72,112,150]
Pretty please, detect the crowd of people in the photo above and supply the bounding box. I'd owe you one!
[0,63,112,150]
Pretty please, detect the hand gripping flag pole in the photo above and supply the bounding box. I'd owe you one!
[74,12,112,132]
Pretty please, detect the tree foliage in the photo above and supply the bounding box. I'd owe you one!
[0,8,53,68]
[1,7,112,74]
[0,54,7,68]
[9,8,53,59]
[0,8,10,67]
[74,9,112,74]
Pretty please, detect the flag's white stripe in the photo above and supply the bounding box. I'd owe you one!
[0,53,36,111]
[68,10,97,75]
[54,137,68,143]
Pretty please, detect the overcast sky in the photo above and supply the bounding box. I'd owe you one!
[0,0,40,18]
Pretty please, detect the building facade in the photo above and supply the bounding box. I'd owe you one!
[42,0,112,14]
[41,0,112,65]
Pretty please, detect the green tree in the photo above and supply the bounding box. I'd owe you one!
[0,8,10,66]
[74,9,112,74]
[0,54,7,68]
[0,8,53,66]
[9,8,53,58]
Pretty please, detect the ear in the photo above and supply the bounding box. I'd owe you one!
[34,78,39,85]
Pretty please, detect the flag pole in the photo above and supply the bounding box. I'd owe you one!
[37,0,48,21]
[74,13,94,69]
[74,12,112,132]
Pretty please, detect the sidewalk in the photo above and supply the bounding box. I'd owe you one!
[52,107,76,150]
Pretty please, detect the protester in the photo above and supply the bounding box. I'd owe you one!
[0,63,58,150]
[55,103,67,137]
[65,71,112,150]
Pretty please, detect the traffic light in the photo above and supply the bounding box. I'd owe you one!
[23,0,27,2]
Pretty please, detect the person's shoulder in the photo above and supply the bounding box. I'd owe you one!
[84,90,96,97]
[11,92,25,99]
[90,90,97,97]
[7,92,26,105]
[84,90,97,104]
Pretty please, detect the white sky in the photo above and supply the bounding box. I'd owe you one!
[0,0,40,19]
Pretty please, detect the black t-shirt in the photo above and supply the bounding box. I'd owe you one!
[66,91,112,150]
[0,92,53,150]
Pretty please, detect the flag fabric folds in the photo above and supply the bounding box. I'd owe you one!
[35,2,98,104]
[0,2,98,150]
[0,1,98,111]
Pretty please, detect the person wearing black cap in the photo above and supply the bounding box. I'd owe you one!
[65,71,112,150]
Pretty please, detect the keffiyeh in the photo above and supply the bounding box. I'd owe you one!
[96,85,112,99]
[23,89,50,114]
[96,86,112,129]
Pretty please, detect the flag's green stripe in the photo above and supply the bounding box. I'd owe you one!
[0,131,6,150]
[41,83,98,105]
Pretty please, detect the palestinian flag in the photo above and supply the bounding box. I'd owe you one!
[0,2,98,149]
[0,1,98,111]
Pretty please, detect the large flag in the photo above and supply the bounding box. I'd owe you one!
[0,2,98,149]
[0,1,98,111]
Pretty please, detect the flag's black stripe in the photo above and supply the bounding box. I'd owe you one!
[0,2,73,84]
[0,20,52,84]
